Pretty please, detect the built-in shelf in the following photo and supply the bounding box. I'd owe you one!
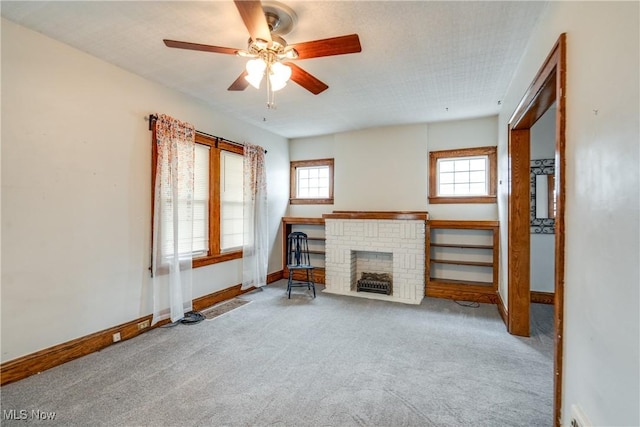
[282,217,326,284]
[430,243,493,250]
[427,220,499,303]
[431,259,494,267]
[428,277,494,287]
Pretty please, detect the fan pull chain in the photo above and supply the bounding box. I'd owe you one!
[266,71,277,109]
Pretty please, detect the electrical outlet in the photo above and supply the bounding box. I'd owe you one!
[112,332,121,343]
[570,404,591,427]
[137,320,150,330]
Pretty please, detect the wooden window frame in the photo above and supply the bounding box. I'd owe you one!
[152,131,243,269]
[428,146,497,204]
[289,158,334,205]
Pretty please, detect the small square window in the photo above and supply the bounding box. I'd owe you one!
[429,146,497,204]
[437,156,489,197]
[290,159,334,205]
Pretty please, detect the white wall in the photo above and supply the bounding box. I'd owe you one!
[427,116,498,220]
[497,2,639,425]
[1,19,289,363]
[530,107,556,293]
[290,124,429,216]
[289,116,498,221]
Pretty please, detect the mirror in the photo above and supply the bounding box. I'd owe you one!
[530,159,555,234]
[535,174,556,219]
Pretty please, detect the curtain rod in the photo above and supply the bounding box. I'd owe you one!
[146,114,266,153]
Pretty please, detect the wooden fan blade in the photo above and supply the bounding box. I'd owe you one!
[228,70,250,91]
[234,0,272,44]
[286,63,328,95]
[164,39,239,55]
[290,34,361,60]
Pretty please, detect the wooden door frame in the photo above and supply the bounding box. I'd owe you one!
[507,33,566,427]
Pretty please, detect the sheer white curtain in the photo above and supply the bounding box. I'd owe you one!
[152,114,196,324]
[242,143,268,289]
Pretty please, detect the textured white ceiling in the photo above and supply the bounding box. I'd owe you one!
[1,1,548,139]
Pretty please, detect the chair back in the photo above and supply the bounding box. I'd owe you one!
[287,232,312,267]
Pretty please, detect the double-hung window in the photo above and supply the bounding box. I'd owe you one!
[428,146,497,204]
[153,131,244,268]
[219,150,244,252]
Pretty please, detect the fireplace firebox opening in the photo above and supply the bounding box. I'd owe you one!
[351,250,393,295]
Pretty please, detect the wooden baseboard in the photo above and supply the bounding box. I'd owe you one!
[284,267,325,284]
[0,270,284,386]
[531,291,554,305]
[0,313,167,386]
[266,270,284,284]
[192,270,282,310]
[426,282,498,304]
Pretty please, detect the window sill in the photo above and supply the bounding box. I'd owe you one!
[290,198,334,205]
[193,250,243,268]
[428,195,497,204]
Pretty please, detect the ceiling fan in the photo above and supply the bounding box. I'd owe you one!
[163,0,361,107]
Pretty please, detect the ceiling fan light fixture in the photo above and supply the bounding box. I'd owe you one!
[246,58,266,74]
[245,58,266,88]
[269,62,291,91]
[245,73,264,89]
[269,77,287,92]
[271,61,291,79]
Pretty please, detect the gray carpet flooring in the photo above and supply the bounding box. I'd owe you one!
[0,280,554,426]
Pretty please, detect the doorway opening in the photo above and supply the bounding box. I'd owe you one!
[507,33,566,427]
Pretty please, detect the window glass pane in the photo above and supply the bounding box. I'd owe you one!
[192,143,210,255]
[456,183,473,194]
[439,183,454,195]
[220,151,244,251]
[436,154,489,197]
[296,165,330,198]
[469,170,486,183]
[469,182,486,194]
[454,171,469,183]
[440,172,454,184]
[161,147,209,257]
[454,159,470,171]
[439,160,455,173]
[469,160,484,171]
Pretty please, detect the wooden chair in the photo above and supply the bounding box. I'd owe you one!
[286,232,316,299]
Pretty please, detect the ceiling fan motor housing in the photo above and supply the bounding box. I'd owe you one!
[247,34,298,60]
[262,1,298,35]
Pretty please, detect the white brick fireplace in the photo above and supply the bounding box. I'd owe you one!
[323,212,427,304]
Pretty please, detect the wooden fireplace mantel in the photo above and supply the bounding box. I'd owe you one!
[322,211,429,221]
